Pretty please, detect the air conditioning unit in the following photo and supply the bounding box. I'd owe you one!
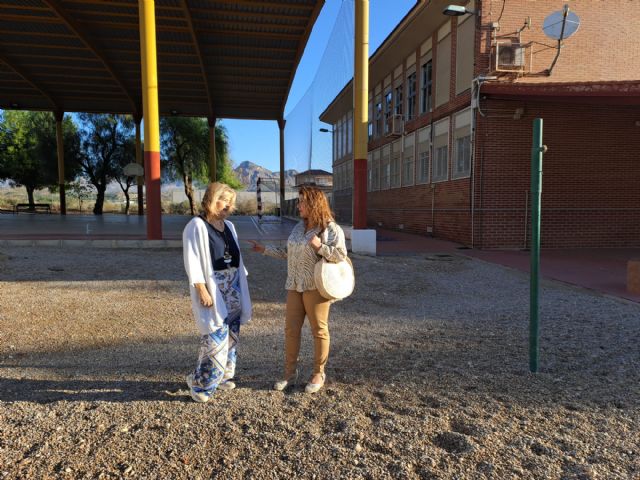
[493,41,528,72]
[385,114,403,137]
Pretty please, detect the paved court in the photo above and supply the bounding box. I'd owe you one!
[0,213,294,242]
[1,212,638,303]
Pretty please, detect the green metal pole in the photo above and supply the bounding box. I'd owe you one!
[530,118,544,373]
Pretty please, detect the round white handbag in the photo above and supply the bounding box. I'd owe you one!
[314,256,355,301]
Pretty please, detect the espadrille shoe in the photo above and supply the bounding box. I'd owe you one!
[304,373,326,394]
[273,370,298,391]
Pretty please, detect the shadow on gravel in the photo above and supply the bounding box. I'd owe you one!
[0,378,189,403]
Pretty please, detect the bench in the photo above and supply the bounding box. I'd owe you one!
[14,203,52,214]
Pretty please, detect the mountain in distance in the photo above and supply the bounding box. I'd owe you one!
[234,161,297,191]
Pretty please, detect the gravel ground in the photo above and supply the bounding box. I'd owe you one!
[0,246,639,480]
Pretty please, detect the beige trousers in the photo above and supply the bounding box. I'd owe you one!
[284,289,331,377]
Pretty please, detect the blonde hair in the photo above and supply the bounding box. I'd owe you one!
[201,182,237,220]
[299,185,334,230]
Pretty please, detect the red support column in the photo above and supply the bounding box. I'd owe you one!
[353,158,367,228]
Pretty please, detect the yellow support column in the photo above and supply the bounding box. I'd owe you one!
[55,110,66,215]
[139,0,162,239]
[353,0,369,229]
[208,117,217,183]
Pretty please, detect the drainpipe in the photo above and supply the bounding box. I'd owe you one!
[470,75,496,248]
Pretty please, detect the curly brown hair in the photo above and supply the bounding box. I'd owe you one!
[298,186,334,231]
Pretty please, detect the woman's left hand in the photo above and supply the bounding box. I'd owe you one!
[308,235,322,252]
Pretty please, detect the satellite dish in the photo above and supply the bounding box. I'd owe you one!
[123,162,144,177]
[543,7,580,40]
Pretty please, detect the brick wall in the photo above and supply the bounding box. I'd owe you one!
[475,100,640,248]
[339,1,640,249]
[478,0,640,83]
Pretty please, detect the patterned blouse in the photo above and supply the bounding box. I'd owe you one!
[264,220,347,292]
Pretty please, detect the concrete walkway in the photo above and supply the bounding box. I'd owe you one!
[373,228,640,303]
[1,213,638,303]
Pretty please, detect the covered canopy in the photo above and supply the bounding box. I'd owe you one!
[0,0,323,119]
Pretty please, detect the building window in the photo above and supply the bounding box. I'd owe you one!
[390,140,401,188]
[394,85,403,116]
[452,108,472,179]
[432,117,449,182]
[383,90,392,134]
[421,60,432,114]
[407,72,416,120]
[347,111,353,154]
[340,117,347,158]
[416,126,430,184]
[331,123,338,163]
[337,120,342,160]
[368,100,373,140]
[375,98,382,138]
[434,146,448,182]
[372,148,380,190]
[402,133,415,186]
[380,144,391,189]
[454,136,471,177]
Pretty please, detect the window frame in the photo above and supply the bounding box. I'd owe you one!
[406,71,417,120]
[416,126,431,185]
[452,108,472,179]
[420,59,433,114]
[432,117,450,183]
[390,139,402,189]
[402,132,415,187]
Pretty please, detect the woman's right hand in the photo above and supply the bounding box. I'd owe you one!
[247,240,265,254]
[195,283,213,307]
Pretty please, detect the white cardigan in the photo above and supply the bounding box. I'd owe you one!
[182,216,252,335]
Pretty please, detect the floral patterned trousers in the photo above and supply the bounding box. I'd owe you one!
[190,267,242,395]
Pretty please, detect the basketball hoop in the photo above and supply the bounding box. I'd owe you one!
[123,163,144,177]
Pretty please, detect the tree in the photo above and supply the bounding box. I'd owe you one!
[77,113,134,215]
[161,117,241,216]
[68,178,94,212]
[0,111,82,209]
[113,135,137,215]
[213,122,242,190]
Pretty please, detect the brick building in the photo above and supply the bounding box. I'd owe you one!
[320,0,640,248]
[295,169,333,192]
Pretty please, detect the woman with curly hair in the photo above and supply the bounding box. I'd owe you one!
[249,186,347,394]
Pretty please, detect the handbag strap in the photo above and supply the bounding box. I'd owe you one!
[320,227,329,244]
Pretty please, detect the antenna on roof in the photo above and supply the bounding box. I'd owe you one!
[543,4,581,75]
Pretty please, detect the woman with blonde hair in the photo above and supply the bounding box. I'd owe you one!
[249,186,347,393]
[182,182,252,403]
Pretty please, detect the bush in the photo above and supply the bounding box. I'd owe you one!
[167,201,191,215]
[235,197,257,215]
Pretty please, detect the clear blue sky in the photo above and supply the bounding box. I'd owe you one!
[223,0,416,173]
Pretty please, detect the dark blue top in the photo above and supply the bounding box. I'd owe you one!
[200,217,240,270]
